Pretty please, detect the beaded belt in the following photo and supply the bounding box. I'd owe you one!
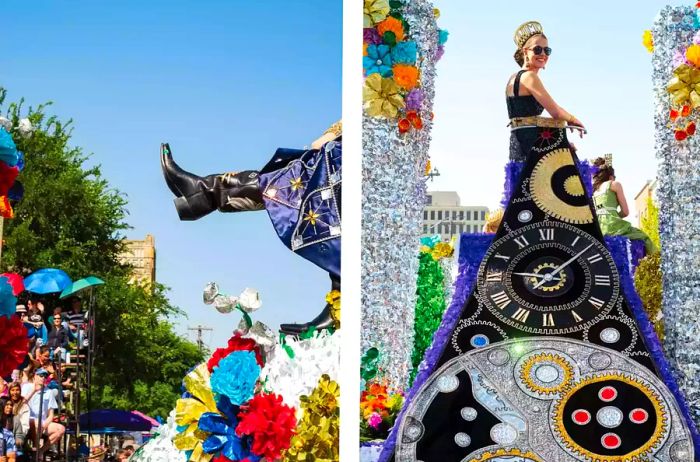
[509,116,567,130]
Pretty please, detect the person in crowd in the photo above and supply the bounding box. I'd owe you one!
[0,398,18,462]
[7,383,28,452]
[116,449,129,461]
[20,370,64,457]
[66,298,84,329]
[47,314,70,363]
[592,157,658,254]
[0,379,7,400]
[47,307,68,330]
[24,312,47,357]
[0,397,24,462]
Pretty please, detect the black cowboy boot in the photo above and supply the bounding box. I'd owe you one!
[279,274,340,335]
[160,143,265,221]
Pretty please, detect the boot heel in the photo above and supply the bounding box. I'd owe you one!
[174,193,214,221]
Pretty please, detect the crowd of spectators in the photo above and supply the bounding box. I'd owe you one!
[1,296,87,461]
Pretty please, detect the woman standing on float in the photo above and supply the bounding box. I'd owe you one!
[507,21,585,161]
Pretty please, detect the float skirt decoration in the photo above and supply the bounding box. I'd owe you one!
[380,122,697,461]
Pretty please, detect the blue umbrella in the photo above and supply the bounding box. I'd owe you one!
[23,268,72,294]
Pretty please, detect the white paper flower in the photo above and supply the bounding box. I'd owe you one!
[0,117,11,132]
[129,410,185,462]
[260,330,340,412]
[213,294,238,314]
[16,118,34,138]
[202,282,219,305]
[238,288,262,312]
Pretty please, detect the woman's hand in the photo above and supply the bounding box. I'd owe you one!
[568,117,586,138]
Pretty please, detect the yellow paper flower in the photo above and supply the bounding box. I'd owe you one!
[172,363,219,462]
[326,290,341,328]
[667,64,700,109]
[363,73,404,118]
[688,44,700,68]
[424,159,431,176]
[431,242,454,260]
[283,375,340,462]
[364,0,390,28]
[642,30,654,53]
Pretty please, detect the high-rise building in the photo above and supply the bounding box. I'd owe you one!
[422,191,489,243]
[634,179,657,227]
[119,234,156,285]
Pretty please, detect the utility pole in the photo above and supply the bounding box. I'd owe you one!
[426,167,441,182]
[188,325,213,355]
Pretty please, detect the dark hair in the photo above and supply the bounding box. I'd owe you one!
[592,157,615,191]
[0,398,13,430]
[514,33,547,67]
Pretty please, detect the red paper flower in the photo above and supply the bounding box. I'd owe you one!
[208,333,264,372]
[1,273,24,296]
[236,393,297,460]
[682,105,691,117]
[406,111,423,129]
[0,315,28,377]
[398,118,411,134]
[670,108,679,121]
[687,122,697,135]
[675,129,688,141]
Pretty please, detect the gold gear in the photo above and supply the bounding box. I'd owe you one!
[530,149,594,224]
[563,175,585,197]
[552,373,668,461]
[519,352,574,395]
[530,262,566,292]
[470,448,544,462]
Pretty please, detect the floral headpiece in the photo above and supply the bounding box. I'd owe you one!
[514,21,544,49]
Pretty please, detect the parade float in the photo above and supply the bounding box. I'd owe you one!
[362,1,700,461]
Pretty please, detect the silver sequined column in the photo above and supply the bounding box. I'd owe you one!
[361,0,439,390]
[652,6,700,426]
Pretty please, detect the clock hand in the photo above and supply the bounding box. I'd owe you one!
[512,272,562,281]
[532,243,595,290]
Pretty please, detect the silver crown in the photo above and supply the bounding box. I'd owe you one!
[604,153,613,168]
[514,21,544,48]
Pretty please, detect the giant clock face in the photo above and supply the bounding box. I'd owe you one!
[478,221,619,335]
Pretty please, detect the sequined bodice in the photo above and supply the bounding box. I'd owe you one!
[507,70,544,162]
[506,70,544,118]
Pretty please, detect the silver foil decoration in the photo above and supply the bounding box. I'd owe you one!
[361,0,440,391]
[652,6,700,427]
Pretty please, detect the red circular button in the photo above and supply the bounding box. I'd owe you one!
[598,386,618,402]
[629,408,649,424]
[571,409,591,425]
[601,432,621,449]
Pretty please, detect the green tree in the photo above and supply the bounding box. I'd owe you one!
[640,195,660,250]
[0,88,203,418]
[635,193,663,340]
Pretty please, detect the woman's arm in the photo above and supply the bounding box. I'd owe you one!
[610,181,630,218]
[521,72,583,126]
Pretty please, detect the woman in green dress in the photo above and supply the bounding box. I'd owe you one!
[592,157,657,254]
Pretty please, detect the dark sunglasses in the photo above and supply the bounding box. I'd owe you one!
[527,45,552,56]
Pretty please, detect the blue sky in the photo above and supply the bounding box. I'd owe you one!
[430,0,688,221]
[2,0,341,348]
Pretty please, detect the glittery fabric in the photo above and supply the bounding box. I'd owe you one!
[652,5,700,431]
[379,232,700,459]
[362,0,440,391]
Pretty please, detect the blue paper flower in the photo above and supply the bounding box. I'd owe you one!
[438,29,449,46]
[0,277,17,318]
[0,129,18,167]
[210,350,260,405]
[199,395,261,462]
[391,41,417,65]
[363,44,393,77]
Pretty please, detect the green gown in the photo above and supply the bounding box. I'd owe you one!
[593,180,657,254]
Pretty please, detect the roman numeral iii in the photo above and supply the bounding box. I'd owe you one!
[589,297,605,309]
[594,275,611,286]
